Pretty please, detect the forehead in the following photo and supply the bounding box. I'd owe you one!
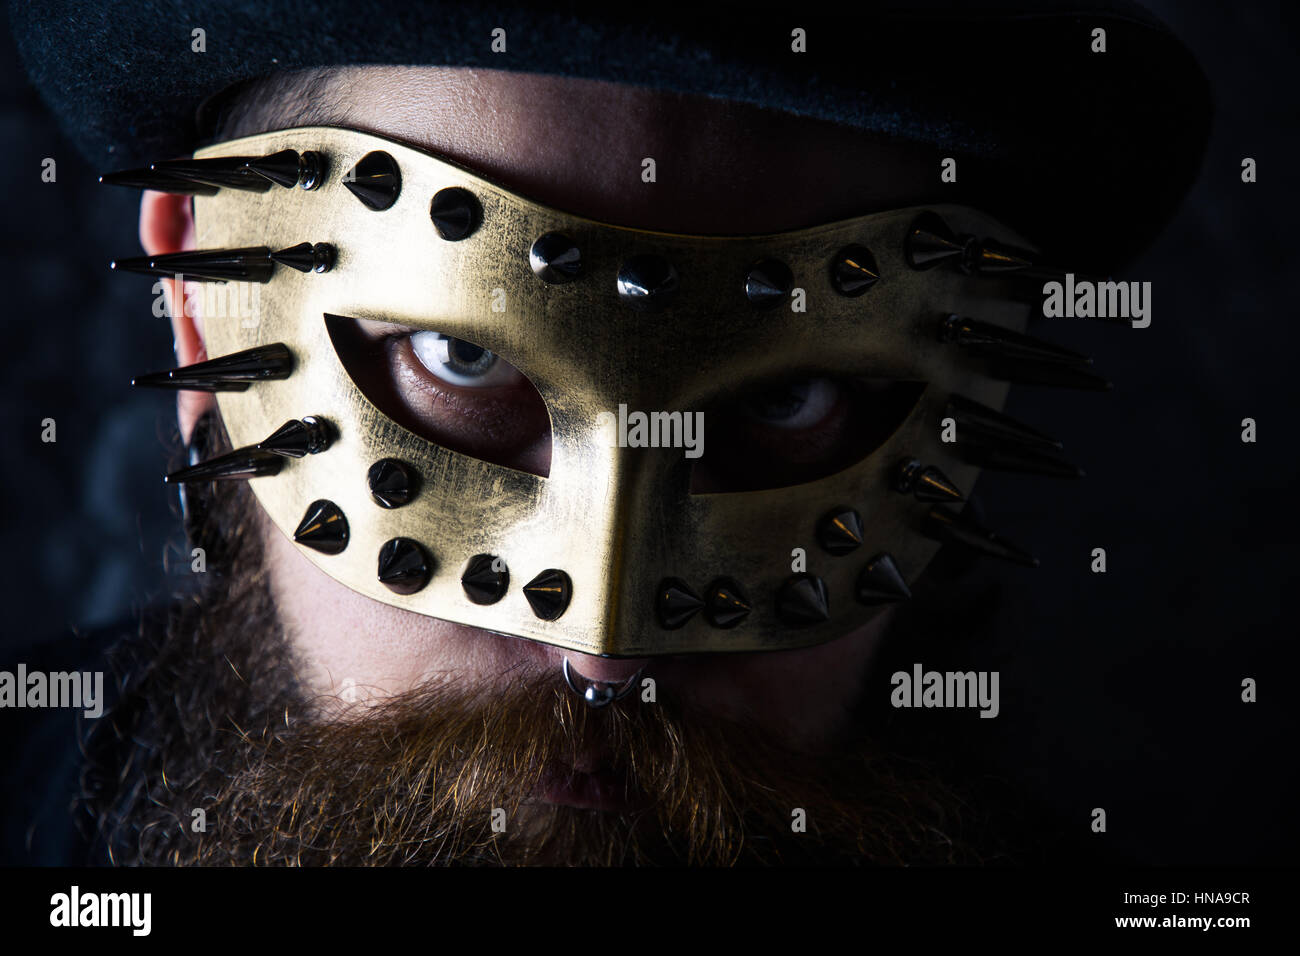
[235,65,942,233]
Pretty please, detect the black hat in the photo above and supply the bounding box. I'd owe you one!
[8,0,1210,272]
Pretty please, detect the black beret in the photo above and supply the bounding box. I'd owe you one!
[8,0,1211,271]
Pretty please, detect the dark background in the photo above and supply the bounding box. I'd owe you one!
[1,1,1296,865]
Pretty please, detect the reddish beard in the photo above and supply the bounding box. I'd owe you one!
[162,671,977,866]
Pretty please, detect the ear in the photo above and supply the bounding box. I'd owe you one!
[139,190,211,444]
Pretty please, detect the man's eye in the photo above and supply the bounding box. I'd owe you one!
[324,315,553,476]
[410,331,523,388]
[689,375,925,494]
[742,378,838,429]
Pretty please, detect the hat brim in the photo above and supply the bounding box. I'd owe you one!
[9,0,1211,270]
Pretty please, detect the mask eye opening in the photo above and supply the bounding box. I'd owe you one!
[686,376,927,495]
[323,313,553,477]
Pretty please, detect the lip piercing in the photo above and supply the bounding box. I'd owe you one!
[562,657,643,709]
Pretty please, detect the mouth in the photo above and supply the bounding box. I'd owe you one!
[535,757,642,812]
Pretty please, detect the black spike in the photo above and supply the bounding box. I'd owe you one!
[244,149,302,187]
[964,243,1105,284]
[956,443,1085,479]
[367,458,419,508]
[988,358,1113,391]
[257,416,332,458]
[244,149,324,189]
[164,446,284,484]
[940,315,1091,367]
[923,506,1038,568]
[523,569,573,621]
[616,254,679,311]
[894,459,964,503]
[960,239,1036,276]
[829,244,879,296]
[906,212,1084,281]
[109,255,160,278]
[136,377,238,391]
[377,538,433,594]
[945,394,1063,453]
[704,578,751,629]
[776,574,830,625]
[462,554,508,605]
[905,212,966,270]
[530,232,582,284]
[745,258,793,307]
[430,186,481,240]
[656,578,704,629]
[99,167,219,196]
[132,344,293,392]
[971,241,1110,284]
[343,151,401,211]
[856,553,911,605]
[111,247,274,283]
[151,157,272,192]
[293,500,349,555]
[817,507,864,555]
[270,242,335,273]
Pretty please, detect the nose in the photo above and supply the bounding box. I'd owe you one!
[561,652,650,685]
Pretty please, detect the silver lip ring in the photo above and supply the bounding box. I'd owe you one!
[562,657,644,709]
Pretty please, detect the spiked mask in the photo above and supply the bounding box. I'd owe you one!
[107,127,1109,658]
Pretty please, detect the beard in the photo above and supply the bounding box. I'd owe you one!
[80,415,1013,866]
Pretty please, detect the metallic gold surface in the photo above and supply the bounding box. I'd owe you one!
[195,127,1033,658]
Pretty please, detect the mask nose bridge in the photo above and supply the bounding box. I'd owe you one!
[542,373,695,655]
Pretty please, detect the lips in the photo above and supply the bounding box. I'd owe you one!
[536,758,641,812]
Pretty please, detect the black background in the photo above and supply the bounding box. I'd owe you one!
[0,1,1296,866]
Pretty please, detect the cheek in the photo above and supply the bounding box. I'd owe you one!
[263,520,462,701]
[262,517,554,705]
[665,614,889,746]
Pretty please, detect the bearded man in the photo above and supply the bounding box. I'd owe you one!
[2,0,1209,866]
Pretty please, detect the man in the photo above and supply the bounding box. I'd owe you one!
[4,1,1209,866]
